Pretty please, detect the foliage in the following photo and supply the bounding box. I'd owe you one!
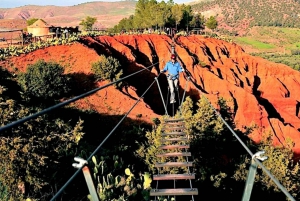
[17,60,71,102]
[172,96,257,199]
[91,55,123,88]
[79,16,97,31]
[191,0,300,29]
[0,34,80,61]
[235,37,275,49]
[0,68,85,200]
[233,134,300,199]
[189,13,205,29]
[90,155,152,200]
[26,18,39,26]
[171,4,184,29]
[205,16,218,30]
[112,0,194,32]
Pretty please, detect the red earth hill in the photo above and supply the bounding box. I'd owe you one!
[1,34,300,154]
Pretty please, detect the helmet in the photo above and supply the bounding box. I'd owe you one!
[171,54,176,59]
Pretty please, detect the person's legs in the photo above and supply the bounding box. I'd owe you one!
[167,79,175,103]
[174,79,179,91]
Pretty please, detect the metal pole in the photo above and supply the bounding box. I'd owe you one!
[242,159,258,201]
[82,166,99,201]
[72,157,99,201]
[242,151,268,201]
[155,77,168,115]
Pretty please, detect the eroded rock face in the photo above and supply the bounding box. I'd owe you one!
[81,35,300,152]
[2,34,300,152]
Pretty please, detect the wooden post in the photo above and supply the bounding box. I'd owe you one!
[21,30,24,46]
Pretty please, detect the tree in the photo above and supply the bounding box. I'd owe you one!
[91,55,123,88]
[181,4,193,32]
[171,4,184,29]
[190,13,205,29]
[79,16,97,31]
[17,60,71,102]
[134,0,149,29]
[205,16,218,31]
[158,1,172,29]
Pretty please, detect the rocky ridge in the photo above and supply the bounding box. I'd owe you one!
[1,34,300,153]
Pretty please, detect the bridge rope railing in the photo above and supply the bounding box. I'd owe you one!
[0,60,167,200]
[194,88,296,201]
[0,61,161,133]
[49,64,189,200]
[50,69,162,201]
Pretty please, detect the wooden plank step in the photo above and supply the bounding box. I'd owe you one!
[155,162,193,167]
[153,173,195,180]
[163,126,185,130]
[161,137,188,142]
[157,152,191,157]
[162,132,186,136]
[159,145,189,149]
[164,118,184,122]
[150,188,198,196]
[163,123,185,128]
[163,121,185,126]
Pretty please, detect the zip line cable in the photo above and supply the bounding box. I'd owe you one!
[50,73,160,200]
[0,61,162,133]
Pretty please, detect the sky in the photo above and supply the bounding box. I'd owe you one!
[1,0,194,8]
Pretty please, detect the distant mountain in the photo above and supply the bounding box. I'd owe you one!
[0,1,136,28]
[191,0,300,35]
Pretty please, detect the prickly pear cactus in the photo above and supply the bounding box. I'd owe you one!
[90,155,152,200]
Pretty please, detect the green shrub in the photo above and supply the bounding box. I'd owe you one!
[17,60,71,101]
[234,135,300,199]
[91,55,123,88]
[0,69,85,200]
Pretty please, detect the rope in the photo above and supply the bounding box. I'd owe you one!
[50,73,159,201]
[0,61,161,133]
[199,92,296,201]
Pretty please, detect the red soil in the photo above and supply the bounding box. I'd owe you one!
[1,34,300,154]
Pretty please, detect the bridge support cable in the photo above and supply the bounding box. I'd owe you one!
[178,76,190,116]
[198,92,296,201]
[155,76,168,116]
[0,61,162,133]
[180,76,190,106]
[50,73,160,201]
[156,74,190,118]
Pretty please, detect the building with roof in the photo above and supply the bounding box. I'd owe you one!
[27,19,51,37]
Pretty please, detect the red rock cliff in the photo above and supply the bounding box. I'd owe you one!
[82,35,300,153]
[2,34,300,153]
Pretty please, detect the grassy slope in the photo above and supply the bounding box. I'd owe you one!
[232,26,300,52]
[229,26,300,70]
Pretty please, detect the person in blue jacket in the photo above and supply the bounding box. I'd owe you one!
[161,54,185,104]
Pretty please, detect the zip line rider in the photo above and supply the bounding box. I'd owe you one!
[160,54,185,104]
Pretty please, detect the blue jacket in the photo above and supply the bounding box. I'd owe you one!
[162,61,183,80]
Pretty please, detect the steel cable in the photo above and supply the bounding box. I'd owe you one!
[50,71,160,200]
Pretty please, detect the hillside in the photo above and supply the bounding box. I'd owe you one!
[192,0,300,35]
[1,34,300,155]
[0,1,136,28]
